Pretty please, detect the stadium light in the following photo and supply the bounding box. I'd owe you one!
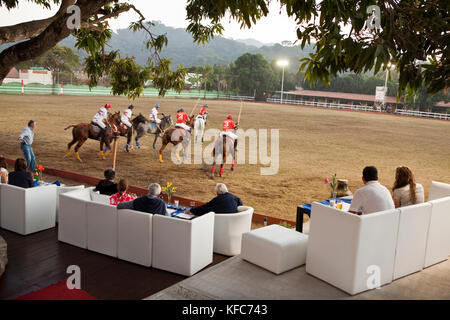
[277,60,289,104]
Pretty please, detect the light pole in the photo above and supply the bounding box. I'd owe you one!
[383,62,394,109]
[277,60,288,104]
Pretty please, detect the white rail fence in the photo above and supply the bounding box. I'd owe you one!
[1,85,448,120]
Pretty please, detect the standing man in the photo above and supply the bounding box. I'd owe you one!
[18,120,36,171]
[121,104,134,129]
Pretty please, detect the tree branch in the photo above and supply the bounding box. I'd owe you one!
[0,0,76,45]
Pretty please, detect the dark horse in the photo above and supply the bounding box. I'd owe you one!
[211,133,238,177]
[103,111,134,153]
[132,113,173,150]
[159,117,195,163]
[64,112,121,162]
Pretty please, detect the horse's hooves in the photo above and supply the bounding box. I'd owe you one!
[231,168,234,171]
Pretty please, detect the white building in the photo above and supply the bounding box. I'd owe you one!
[3,67,53,85]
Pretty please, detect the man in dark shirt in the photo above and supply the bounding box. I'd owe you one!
[117,183,167,216]
[94,168,118,196]
[187,183,242,216]
[8,158,33,188]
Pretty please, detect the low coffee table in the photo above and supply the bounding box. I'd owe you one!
[0,235,7,278]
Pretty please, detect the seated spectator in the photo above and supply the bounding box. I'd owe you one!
[8,158,33,188]
[392,166,424,208]
[110,179,136,206]
[349,166,394,215]
[117,183,167,216]
[94,168,118,196]
[187,183,242,216]
[0,156,8,184]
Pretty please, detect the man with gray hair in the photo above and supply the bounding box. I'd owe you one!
[187,183,242,216]
[117,182,167,215]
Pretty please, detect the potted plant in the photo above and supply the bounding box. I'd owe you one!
[33,164,45,183]
[324,173,338,200]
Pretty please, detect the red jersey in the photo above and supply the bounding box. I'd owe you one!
[199,107,207,116]
[176,112,190,124]
[222,119,236,131]
[110,192,136,206]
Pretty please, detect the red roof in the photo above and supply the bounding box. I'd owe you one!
[287,89,402,104]
[6,67,19,78]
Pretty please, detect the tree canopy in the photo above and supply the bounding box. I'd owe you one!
[0,0,448,99]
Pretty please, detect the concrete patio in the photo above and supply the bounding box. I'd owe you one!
[147,255,450,300]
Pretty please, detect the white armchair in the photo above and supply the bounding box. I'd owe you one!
[425,197,450,267]
[213,206,253,256]
[56,185,85,222]
[393,202,432,280]
[117,209,152,267]
[152,212,215,276]
[86,201,118,257]
[58,187,93,248]
[90,189,111,204]
[0,184,57,235]
[306,203,400,295]
[428,181,450,201]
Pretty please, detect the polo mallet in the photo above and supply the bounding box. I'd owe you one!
[190,98,201,117]
[232,100,244,171]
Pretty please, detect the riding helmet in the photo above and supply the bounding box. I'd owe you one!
[105,104,112,109]
[203,104,208,107]
[227,115,233,120]
[128,104,134,109]
[178,108,184,112]
[155,104,160,108]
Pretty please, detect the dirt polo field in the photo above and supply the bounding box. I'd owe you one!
[0,94,449,221]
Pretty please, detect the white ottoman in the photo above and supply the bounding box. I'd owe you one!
[240,225,308,275]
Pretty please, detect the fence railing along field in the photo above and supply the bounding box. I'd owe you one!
[1,83,448,120]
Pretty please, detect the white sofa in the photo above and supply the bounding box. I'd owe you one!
[86,201,117,257]
[58,187,94,248]
[393,202,432,279]
[306,203,400,295]
[56,185,85,222]
[214,206,253,256]
[0,184,57,235]
[428,181,450,201]
[425,196,450,267]
[118,209,153,267]
[152,212,215,276]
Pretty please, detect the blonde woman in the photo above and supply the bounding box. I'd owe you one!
[392,166,424,208]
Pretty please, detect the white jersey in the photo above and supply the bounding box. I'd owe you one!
[150,107,161,124]
[93,107,108,123]
[122,108,132,121]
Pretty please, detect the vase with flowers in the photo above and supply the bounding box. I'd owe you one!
[33,164,45,184]
[324,173,338,206]
[162,182,177,204]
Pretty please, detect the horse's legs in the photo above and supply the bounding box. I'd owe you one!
[211,147,216,178]
[231,139,237,171]
[126,129,132,152]
[65,138,77,157]
[219,136,226,177]
[152,134,158,150]
[104,138,113,158]
[74,138,87,162]
[135,130,144,148]
[159,142,167,163]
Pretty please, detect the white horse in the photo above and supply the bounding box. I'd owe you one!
[194,115,206,143]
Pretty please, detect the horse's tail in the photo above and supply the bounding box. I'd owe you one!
[64,125,77,131]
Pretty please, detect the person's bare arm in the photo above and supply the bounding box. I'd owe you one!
[0,171,7,184]
[393,199,401,208]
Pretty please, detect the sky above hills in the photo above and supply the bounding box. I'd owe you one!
[0,0,300,44]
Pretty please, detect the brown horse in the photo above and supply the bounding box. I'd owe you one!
[159,117,195,163]
[211,133,237,177]
[64,112,120,162]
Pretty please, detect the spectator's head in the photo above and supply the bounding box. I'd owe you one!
[0,156,7,170]
[362,166,378,183]
[104,168,115,181]
[14,158,27,172]
[148,183,162,197]
[215,183,228,195]
[28,120,35,129]
[118,179,129,195]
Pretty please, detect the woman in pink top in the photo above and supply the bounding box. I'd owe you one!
[110,179,136,206]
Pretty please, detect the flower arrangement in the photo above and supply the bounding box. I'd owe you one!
[324,173,337,198]
[162,182,177,203]
[33,164,45,182]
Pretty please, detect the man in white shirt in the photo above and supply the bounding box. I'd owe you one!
[121,104,134,128]
[149,104,162,132]
[349,166,394,215]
